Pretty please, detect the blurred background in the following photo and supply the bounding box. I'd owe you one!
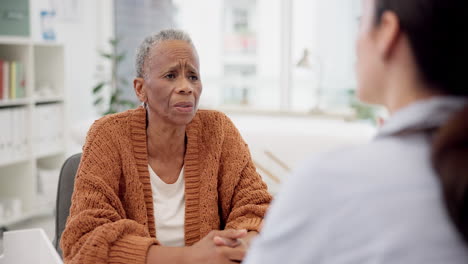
[0,0,380,253]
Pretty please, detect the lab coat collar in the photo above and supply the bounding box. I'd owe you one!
[376,96,468,139]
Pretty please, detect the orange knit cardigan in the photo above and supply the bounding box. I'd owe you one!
[60,106,272,264]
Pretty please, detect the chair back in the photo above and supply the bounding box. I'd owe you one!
[54,153,81,257]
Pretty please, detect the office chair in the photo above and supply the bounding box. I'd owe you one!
[54,153,81,258]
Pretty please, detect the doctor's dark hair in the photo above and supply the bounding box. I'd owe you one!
[374,0,468,244]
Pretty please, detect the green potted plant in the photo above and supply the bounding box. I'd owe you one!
[92,38,136,115]
[347,89,379,124]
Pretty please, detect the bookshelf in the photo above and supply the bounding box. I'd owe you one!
[0,37,66,229]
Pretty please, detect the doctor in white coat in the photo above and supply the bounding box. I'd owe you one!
[244,0,468,263]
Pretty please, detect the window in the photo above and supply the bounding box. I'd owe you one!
[291,0,360,113]
[174,0,282,110]
[117,0,361,113]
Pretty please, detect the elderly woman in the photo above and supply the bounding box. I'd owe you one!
[61,29,272,264]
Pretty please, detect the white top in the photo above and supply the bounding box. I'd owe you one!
[245,97,468,264]
[148,165,185,247]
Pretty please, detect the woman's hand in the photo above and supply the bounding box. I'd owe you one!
[213,230,258,250]
[185,229,248,264]
[146,229,249,264]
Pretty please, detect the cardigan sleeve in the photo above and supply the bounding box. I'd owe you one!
[219,114,273,232]
[60,120,157,264]
[224,159,273,232]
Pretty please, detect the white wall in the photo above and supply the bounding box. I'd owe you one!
[291,0,360,110]
[254,0,282,110]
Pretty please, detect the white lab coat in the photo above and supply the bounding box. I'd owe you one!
[244,97,468,264]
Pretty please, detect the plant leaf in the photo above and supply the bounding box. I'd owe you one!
[109,39,119,47]
[112,89,123,96]
[104,109,116,115]
[119,78,129,85]
[100,52,113,59]
[92,82,106,94]
[119,99,136,108]
[116,54,125,63]
[93,97,103,106]
[110,93,118,104]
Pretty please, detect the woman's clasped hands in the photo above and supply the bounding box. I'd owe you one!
[187,229,256,264]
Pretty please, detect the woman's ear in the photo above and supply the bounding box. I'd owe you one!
[375,11,401,60]
[134,78,147,103]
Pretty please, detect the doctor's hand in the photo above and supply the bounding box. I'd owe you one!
[213,230,258,249]
[185,229,248,264]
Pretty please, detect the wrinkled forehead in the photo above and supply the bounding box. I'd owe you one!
[147,40,200,70]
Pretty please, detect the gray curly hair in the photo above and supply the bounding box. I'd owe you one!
[135,29,194,78]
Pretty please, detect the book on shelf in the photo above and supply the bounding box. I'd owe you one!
[16,62,25,98]
[0,107,29,164]
[2,61,9,100]
[34,104,64,157]
[0,109,6,160]
[0,59,26,101]
[10,61,16,99]
[0,59,3,100]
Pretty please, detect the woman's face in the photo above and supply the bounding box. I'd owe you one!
[356,0,384,104]
[141,40,202,126]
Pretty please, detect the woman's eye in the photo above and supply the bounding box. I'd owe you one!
[165,73,176,79]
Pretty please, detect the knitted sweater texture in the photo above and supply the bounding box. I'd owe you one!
[61,107,272,264]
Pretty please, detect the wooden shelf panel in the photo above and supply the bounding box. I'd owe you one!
[33,41,63,47]
[34,96,64,104]
[0,157,30,168]
[0,206,54,227]
[0,99,31,107]
[34,148,66,159]
[0,36,31,46]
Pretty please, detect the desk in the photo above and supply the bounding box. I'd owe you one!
[0,228,62,264]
